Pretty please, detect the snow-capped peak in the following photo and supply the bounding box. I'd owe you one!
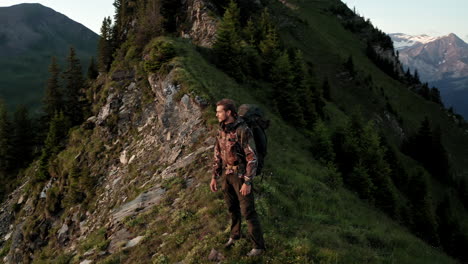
[390,33,441,50]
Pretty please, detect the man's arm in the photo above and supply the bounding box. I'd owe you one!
[212,136,222,180]
[240,126,257,182]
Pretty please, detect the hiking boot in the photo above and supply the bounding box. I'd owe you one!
[246,248,265,256]
[224,238,238,248]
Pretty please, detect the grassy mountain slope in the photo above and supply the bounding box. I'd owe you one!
[24,36,455,264]
[276,0,468,175]
[116,37,458,263]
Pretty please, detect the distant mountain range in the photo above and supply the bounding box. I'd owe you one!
[390,33,468,118]
[0,3,98,115]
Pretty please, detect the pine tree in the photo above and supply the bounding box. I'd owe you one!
[243,18,256,46]
[98,17,113,72]
[413,69,421,84]
[213,0,243,80]
[429,126,451,184]
[87,57,98,80]
[43,56,63,122]
[63,47,85,126]
[35,112,71,183]
[361,122,397,216]
[112,0,135,47]
[344,56,356,77]
[11,105,33,170]
[310,120,335,163]
[322,78,331,101]
[259,27,281,79]
[419,82,430,100]
[258,8,274,41]
[407,167,440,245]
[291,50,317,128]
[134,0,163,47]
[0,100,12,179]
[349,162,374,200]
[271,52,305,126]
[160,0,181,33]
[430,87,443,105]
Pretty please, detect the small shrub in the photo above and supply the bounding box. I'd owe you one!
[144,40,176,73]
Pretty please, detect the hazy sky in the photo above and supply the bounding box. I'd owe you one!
[344,0,468,42]
[0,0,115,34]
[1,0,467,42]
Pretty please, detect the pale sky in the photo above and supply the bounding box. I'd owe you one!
[0,0,115,34]
[1,0,467,42]
[344,0,468,42]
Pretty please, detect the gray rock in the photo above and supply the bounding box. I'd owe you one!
[112,187,166,223]
[208,248,225,262]
[108,228,132,253]
[57,223,69,238]
[124,236,144,249]
[111,70,135,81]
[181,94,190,107]
[83,248,95,257]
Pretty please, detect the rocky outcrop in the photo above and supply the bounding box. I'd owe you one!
[0,56,214,262]
[182,0,218,47]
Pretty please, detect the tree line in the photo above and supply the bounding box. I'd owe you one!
[213,1,328,129]
[310,113,468,261]
[0,46,93,200]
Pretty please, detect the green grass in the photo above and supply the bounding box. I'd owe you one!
[76,36,456,263]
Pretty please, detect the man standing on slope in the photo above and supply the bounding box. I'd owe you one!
[210,98,266,256]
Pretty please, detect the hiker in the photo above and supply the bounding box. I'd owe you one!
[210,98,266,257]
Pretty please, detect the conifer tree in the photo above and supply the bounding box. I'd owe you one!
[160,0,181,33]
[344,55,356,76]
[0,100,12,179]
[430,87,443,105]
[243,18,256,46]
[259,27,281,79]
[430,126,451,183]
[322,78,332,101]
[271,52,305,126]
[407,167,439,246]
[413,69,421,84]
[134,0,163,48]
[35,111,70,182]
[213,0,243,80]
[87,57,98,80]
[349,162,374,200]
[43,56,63,121]
[63,47,85,126]
[258,8,274,41]
[98,17,113,72]
[11,105,33,170]
[291,50,317,128]
[310,120,335,164]
[112,0,135,47]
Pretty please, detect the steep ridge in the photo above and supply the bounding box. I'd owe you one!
[0,0,466,263]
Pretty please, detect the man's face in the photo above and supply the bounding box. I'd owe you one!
[216,105,231,123]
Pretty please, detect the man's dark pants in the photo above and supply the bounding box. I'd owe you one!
[222,172,265,249]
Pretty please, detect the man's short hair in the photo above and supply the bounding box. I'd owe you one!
[216,98,238,117]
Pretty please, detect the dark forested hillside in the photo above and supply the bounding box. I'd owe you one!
[0,3,98,114]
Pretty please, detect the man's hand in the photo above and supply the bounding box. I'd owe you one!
[210,178,218,192]
[240,183,251,196]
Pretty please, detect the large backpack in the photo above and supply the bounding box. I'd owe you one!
[238,104,269,176]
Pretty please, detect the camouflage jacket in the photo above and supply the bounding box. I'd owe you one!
[212,117,257,181]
